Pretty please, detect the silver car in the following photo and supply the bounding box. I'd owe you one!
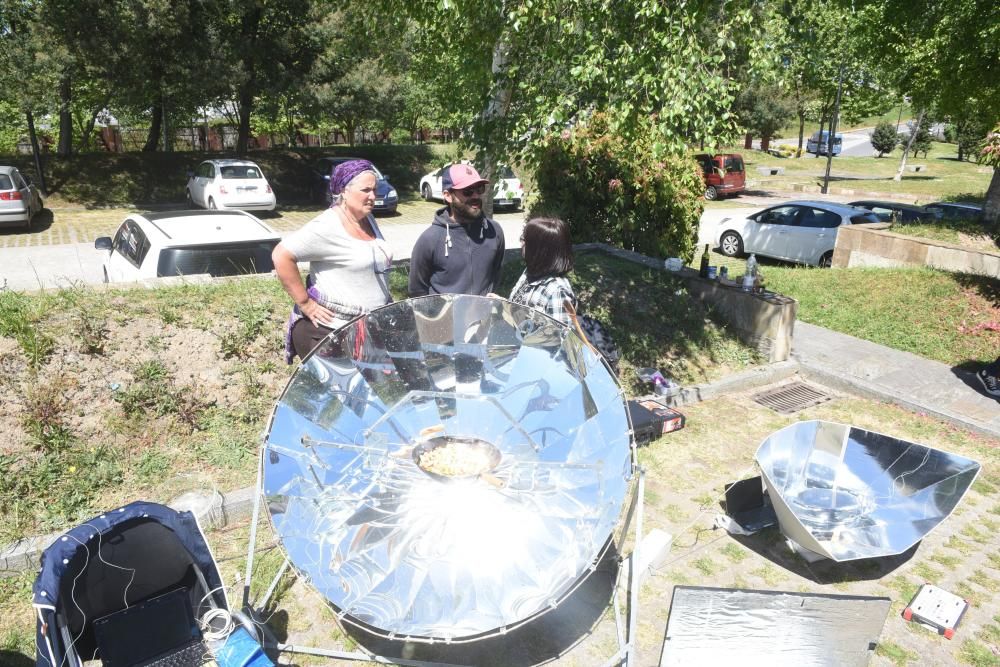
[0,165,43,230]
[714,200,880,267]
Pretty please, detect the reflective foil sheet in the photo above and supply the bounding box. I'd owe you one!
[661,586,891,666]
[755,420,980,561]
[263,295,633,640]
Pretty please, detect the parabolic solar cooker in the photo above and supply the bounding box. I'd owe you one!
[261,295,635,642]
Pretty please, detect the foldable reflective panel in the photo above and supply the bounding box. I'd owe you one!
[263,295,634,641]
[755,420,980,561]
[661,586,891,666]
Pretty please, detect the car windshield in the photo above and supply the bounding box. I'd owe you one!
[219,165,264,179]
[0,175,12,190]
[156,240,278,278]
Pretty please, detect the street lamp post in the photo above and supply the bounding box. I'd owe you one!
[821,62,845,194]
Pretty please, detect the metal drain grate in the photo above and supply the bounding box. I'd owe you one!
[752,381,832,414]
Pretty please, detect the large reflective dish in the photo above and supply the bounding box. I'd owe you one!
[263,295,633,641]
[755,420,980,561]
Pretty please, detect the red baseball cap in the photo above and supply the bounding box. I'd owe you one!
[442,163,489,191]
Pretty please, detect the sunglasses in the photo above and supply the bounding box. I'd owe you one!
[456,184,487,197]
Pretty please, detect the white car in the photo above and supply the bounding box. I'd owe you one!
[0,165,44,230]
[185,159,276,211]
[713,200,880,267]
[94,210,281,282]
[419,162,524,210]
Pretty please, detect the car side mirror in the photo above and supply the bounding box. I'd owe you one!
[95,237,112,250]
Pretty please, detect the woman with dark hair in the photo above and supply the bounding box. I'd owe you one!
[509,217,577,327]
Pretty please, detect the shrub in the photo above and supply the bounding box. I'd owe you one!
[530,113,704,261]
[871,121,898,157]
[900,116,933,158]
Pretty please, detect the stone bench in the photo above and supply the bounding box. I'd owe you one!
[757,166,785,176]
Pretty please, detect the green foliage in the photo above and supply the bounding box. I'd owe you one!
[900,115,933,158]
[113,360,207,429]
[20,377,74,454]
[871,120,898,157]
[220,301,273,360]
[0,289,53,368]
[531,113,704,261]
[733,83,796,141]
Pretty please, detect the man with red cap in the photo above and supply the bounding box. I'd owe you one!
[408,162,505,297]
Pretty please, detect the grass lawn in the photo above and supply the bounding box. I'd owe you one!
[690,247,1000,368]
[0,251,762,545]
[729,142,993,202]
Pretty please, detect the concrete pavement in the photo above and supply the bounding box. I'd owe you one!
[792,321,1000,439]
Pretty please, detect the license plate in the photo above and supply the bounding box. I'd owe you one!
[237,186,257,192]
[375,200,384,205]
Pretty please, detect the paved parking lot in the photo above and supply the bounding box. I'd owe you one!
[0,199,527,249]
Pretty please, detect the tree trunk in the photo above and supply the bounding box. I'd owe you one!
[761,135,771,152]
[480,39,512,219]
[143,105,162,152]
[236,86,254,156]
[797,112,806,155]
[26,110,47,194]
[57,77,73,157]
[984,168,1000,225]
[816,117,826,158]
[895,109,926,181]
[744,133,753,150]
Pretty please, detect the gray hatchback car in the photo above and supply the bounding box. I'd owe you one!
[0,165,43,230]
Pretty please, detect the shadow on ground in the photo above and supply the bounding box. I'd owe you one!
[731,526,918,585]
[0,651,33,667]
[0,209,54,236]
[343,545,621,667]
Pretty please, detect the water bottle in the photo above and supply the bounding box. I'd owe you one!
[743,254,757,292]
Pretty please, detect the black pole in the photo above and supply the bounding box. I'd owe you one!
[821,62,845,194]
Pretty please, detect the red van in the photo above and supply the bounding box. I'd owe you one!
[695,153,746,200]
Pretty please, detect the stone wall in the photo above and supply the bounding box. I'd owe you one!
[832,225,1000,278]
[578,244,798,363]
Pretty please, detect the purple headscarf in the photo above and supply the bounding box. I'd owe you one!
[329,159,375,198]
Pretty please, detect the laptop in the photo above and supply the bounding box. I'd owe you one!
[93,587,206,667]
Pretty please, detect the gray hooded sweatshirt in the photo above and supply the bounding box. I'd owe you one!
[408,206,505,297]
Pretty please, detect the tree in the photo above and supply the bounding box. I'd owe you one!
[733,83,795,152]
[900,115,932,158]
[854,0,1000,179]
[218,0,320,155]
[871,121,898,157]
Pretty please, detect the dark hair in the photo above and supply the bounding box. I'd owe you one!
[522,217,574,281]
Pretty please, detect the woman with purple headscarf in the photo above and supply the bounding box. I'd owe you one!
[272,159,393,362]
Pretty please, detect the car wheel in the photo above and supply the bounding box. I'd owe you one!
[208,197,217,210]
[705,185,719,201]
[421,183,432,201]
[819,251,833,268]
[103,268,109,284]
[719,231,743,257]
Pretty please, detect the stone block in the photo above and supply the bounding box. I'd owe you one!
[908,164,926,172]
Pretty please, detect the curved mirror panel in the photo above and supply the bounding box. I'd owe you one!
[263,295,633,640]
[755,420,980,561]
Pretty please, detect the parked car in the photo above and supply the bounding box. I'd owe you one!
[847,200,931,223]
[419,162,524,210]
[309,157,398,213]
[806,130,843,156]
[94,210,280,283]
[923,202,984,222]
[714,200,880,267]
[185,159,276,212]
[0,165,44,230]
[695,153,746,201]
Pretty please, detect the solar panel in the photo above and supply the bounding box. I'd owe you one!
[755,420,980,562]
[262,295,634,641]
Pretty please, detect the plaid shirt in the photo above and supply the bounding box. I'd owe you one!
[509,272,577,327]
